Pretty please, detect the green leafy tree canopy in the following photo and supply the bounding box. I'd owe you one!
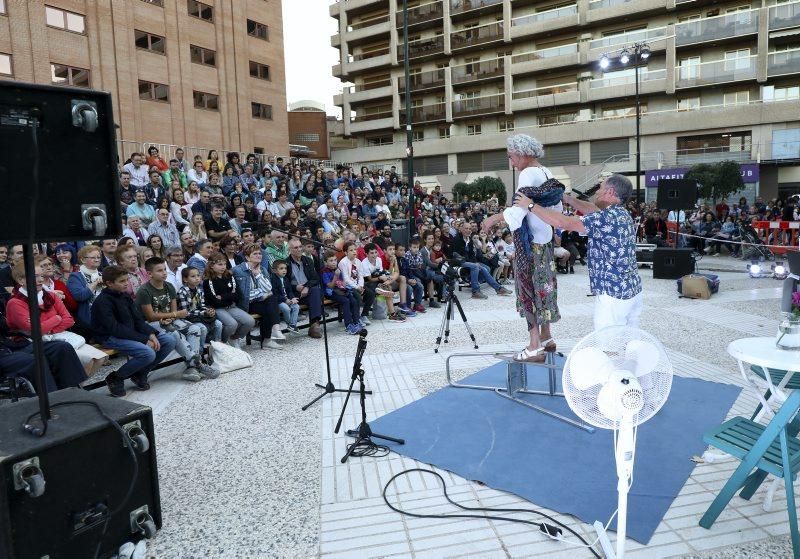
[683,160,745,204]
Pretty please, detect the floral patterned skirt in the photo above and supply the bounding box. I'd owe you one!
[514,241,560,330]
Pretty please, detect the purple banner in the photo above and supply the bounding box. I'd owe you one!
[645,164,760,187]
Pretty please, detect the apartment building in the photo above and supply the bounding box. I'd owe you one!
[329,0,800,199]
[0,0,289,157]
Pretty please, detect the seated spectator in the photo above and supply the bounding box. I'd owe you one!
[285,239,322,338]
[710,216,740,257]
[178,266,223,345]
[123,215,150,246]
[144,171,169,204]
[137,246,155,269]
[321,251,361,335]
[420,232,445,305]
[116,244,149,298]
[123,152,149,188]
[360,243,405,322]
[643,211,668,247]
[337,241,368,327]
[222,165,241,195]
[148,209,181,249]
[263,230,289,266]
[162,159,188,190]
[401,239,429,313]
[451,222,511,299]
[187,239,214,276]
[137,257,219,382]
[205,204,233,242]
[188,160,209,186]
[229,206,248,235]
[146,234,167,260]
[270,260,301,334]
[191,191,213,221]
[165,247,187,290]
[99,238,118,270]
[189,212,209,242]
[0,298,85,393]
[221,237,245,270]
[180,231,196,262]
[92,266,177,396]
[52,243,78,282]
[488,232,512,283]
[127,190,156,227]
[233,245,283,349]
[145,146,169,171]
[204,253,255,347]
[170,188,192,228]
[66,245,104,336]
[39,254,77,316]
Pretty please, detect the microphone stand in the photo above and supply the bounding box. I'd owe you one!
[240,222,370,411]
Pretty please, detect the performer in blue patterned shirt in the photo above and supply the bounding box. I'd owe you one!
[515,174,643,330]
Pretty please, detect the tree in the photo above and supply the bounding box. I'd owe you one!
[683,160,745,204]
[451,176,507,205]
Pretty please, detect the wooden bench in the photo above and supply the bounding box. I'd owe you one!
[245,298,342,345]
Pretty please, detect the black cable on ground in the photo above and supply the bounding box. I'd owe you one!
[344,437,390,459]
[382,468,601,559]
[24,400,140,559]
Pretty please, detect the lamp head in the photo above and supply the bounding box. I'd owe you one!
[599,55,610,70]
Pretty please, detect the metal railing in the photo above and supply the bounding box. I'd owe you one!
[351,109,393,122]
[511,4,578,26]
[768,48,800,78]
[769,1,800,30]
[512,82,578,99]
[450,0,503,15]
[397,35,445,60]
[512,43,578,64]
[590,68,666,89]
[395,0,443,26]
[451,22,504,49]
[675,10,759,46]
[451,57,504,83]
[351,47,390,62]
[350,79,392,93]
[675,56,758,88]
[397,68,446,91]
[589,0,634,10]
[589,26,667,50]
[348,14,389,31]
[400,103,447,124]
[452,93,505,117]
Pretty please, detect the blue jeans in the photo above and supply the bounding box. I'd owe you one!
[103,332,177,380]
[299,285,322,322]
[278,301,300,327]
[462,261,500,293]
[331,290,360,327]
[406,278,425,305]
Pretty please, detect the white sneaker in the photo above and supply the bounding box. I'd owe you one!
[271,327,287,340]
[250,326,261,337]
[227,338,241,349]
[265,340,283,350]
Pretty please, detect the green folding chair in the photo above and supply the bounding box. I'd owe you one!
[699,389,800,559]
[749,365,800,421]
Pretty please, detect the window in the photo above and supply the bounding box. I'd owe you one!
[365,135,393,147]
[249,61,271,81]
[0,53,11,77]
[498,117,514,132]
[193,90,219,110]
[251,102,273,120]
[187,0,213,21]
[677,96,700,111]
[601,105,646,119]
[51,63,90,87]
[247,19,269,40]
[725,49,751,71]
[466,123,482,136]
[677,131,752,156]
[679,56,701,80]
[438,126,451,139]
[135,30,166,54]
[412,130,424,142]
[190,45,216,66]
[45,5,85,34]
[723,90,749,106]
[140,0,164,6]
[538,111,577,126]
[138,80,169,102]
[763,84,800,102]
[296,133,320,142]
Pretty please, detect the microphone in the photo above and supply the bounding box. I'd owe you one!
[571,184,602,201]
[356,329,368,352]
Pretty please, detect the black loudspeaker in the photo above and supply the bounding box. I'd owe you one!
[0,388,161,559]
[391,220,410,247]
[653,248,696,279]
[0,82,121,243]
[656,179,698,211]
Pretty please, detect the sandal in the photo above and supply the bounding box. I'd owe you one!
[540,338,557,352]
[514,346,546,363]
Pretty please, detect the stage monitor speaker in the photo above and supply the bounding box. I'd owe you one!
[0,388,161,559]
[0,82,121,243]
[653,248,695,279]
[656,179,698,211]
[391,220,409,247]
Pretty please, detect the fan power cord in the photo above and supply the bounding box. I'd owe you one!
[344,437,390,459]
[23,400,140,559]
[382,469,601,559]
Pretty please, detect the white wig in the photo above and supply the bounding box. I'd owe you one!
[506,134,545,159]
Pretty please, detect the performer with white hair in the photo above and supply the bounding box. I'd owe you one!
[482,134,564,362]
[515,173,644,330]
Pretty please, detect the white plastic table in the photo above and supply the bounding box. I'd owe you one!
[728,337,800,422]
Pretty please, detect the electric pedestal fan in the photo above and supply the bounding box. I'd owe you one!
[563,326,674,559]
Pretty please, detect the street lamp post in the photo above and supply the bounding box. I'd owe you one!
[600,42,650,208]
[402,0,415,239]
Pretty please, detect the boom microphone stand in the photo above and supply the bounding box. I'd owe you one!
[334,329,404,463]
[240,222,369,411]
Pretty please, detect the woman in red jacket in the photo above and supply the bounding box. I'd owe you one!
[146,146,169,172]
[37,254,77,314]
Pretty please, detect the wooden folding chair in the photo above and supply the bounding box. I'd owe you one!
[699,389,800,558]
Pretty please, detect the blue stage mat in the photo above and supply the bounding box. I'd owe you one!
[370,358,741,544]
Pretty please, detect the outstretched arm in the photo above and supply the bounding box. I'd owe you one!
[513,194,586,234]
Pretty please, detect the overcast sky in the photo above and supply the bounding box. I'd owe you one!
[282,0,345,117]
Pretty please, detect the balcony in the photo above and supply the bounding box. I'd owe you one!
[768,48,800,78]
[351,108,393,122]
[590,68,666,89]
[675,56,758,88]
[348,14,389,31]
[452,93,505,118]
[398,68,446,93]
[452,58,505,84]
[400,103,447,125]
[451,22,504,51]
[675,11,759,47]
[511,43,579,75]
[676,147,753,166]
[345,46,392,74]
[397,35,445,61]
[450,0,503,18]
[589,26,667,51]
[396,1,443,30]
[511,82,580,111]
[513,43,578,64]
[589,0,632,9]
[351,47,390,62]
[341,79,393,105]
[511,5,579,39]
[769,1,800,31]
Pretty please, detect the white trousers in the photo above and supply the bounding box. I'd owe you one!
[593,292,643,331]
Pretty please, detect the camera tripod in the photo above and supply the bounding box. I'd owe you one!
[434,279,479,353]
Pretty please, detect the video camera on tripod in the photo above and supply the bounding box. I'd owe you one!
[438,253,466,283]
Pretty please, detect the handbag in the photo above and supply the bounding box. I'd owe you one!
[208,341,253,373]
[42,330,86,349]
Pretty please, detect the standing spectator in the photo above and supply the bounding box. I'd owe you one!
[92,265,177,396]
[233,245,283,349]
[337,241,367,326]
[123,152,149,188]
